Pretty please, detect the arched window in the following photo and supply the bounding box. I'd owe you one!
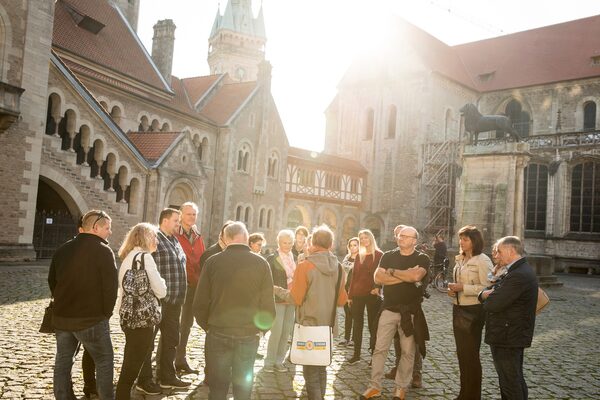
[267,209,273,229]
[387,105,397,139]
[287,208,303,228]
[150,119,160,132]
[161,122,171,132]
[138,115,149,131]
[505,100,530,137]
[268,152,279,178]
[110,106,122,126]
[259,208,265,228]
[236,205,243,221]
[570,161,600,233]
[244,206,251,225]
[237,144,251,172]
[583,101,597,131]
[364,108,374,140]
[524,164,548,231]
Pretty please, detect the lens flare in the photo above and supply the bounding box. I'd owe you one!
[254,311,274,330]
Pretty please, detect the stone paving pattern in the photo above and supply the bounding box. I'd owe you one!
[0,264,599,399]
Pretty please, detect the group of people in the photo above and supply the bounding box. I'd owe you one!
[48,204,538,400]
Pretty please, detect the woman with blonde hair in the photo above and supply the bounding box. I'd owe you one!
[448,225,493,400]
[347,229,383,364]
[115,223,167,399]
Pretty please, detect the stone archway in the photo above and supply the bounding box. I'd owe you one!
[165,181,196,209]
[33,177,82,258]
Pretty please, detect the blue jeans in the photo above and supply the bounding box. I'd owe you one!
[303,365,327,400]
[205,330,259,400]
[265,303,295,367]
[54,319,114,400]
[490,346,528,400]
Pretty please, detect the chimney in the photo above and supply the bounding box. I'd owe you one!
[151,19,176,84]
[257,60,272,92]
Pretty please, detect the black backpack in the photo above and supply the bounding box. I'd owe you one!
[119,252,161,329]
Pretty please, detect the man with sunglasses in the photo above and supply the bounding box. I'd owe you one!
[49,210,118,400]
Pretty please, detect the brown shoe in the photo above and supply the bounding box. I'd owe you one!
[384,366,397,380]
[411,374,422,388]
[392,388,407,400]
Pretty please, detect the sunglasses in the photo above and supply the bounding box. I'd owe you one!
[90,211,108,229]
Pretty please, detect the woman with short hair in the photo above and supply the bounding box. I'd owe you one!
[448,225,493,400]
[264,229,296,373]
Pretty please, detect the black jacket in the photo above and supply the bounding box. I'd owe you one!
[483,257,538,348]
[193,244,276,336]
[48,233,118,331]
[266,252,289,303]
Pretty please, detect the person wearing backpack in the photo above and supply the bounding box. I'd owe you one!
[115,223,166,400]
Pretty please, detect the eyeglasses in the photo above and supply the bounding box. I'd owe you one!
[398,234,417,239]
[90,211,108,229]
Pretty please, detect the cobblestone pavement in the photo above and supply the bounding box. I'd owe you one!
[1,265,599,399]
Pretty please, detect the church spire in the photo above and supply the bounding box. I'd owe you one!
[207,0,267,82]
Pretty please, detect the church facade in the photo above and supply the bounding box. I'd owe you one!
[324,17,600,272]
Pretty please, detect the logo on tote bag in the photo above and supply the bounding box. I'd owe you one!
[296,340,327,351]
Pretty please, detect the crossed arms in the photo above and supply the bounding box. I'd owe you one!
[374,265,427,285]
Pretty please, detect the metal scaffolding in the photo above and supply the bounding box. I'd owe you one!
[421,141,461,238]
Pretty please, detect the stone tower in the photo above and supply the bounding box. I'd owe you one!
[152,19,176,84]
[111,0,140,31]
[207,0,266,82]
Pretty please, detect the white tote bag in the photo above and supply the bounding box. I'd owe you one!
[290,323,333,366]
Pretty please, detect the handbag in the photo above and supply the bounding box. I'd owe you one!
[290,264,342,366]
[536,287,550,314]
[39,299,55,334]
[119,252,162,329]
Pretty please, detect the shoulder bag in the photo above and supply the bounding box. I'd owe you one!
[290,264,342,366]
[39,299,55,334]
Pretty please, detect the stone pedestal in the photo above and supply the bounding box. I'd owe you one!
[456,141,530,246]
[527,255,563,287]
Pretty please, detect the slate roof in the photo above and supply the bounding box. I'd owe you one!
[453,14,600,91]
[53,0,171,92]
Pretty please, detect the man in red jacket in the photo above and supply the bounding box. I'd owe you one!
[174,201,205,373]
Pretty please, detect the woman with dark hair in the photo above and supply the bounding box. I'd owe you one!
[448,225,493,400]
[340,237,359,346]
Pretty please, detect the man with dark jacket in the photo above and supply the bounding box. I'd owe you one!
[194,221,275,400]
[479,236,538,400]
[48,210,118,400]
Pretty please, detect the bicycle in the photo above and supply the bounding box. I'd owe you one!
[429,258,450,293]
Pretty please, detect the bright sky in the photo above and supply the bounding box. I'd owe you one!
[137,0,600,151]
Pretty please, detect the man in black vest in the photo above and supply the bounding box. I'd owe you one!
[479,236,538,400]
